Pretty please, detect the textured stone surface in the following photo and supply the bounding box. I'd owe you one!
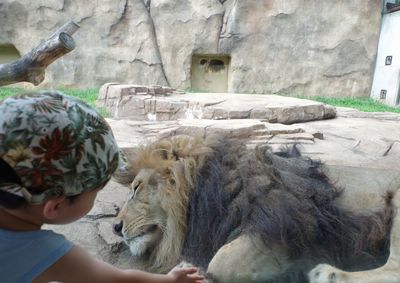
[300,108,400,170]
[98,84,337,124]
[106,118,319,150]
[0,0,168,87]
[0,0,381,97]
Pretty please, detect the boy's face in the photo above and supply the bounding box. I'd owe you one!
[46,187,102,225]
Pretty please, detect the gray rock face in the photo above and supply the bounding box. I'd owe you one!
[0,0,168,87]
[0,0,380,97]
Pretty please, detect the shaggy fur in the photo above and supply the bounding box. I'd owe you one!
[114,135,393,282]
[309,190,400,283]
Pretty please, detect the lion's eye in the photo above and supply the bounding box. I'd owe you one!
[168,178,176,186]
[132,182,140,192]
[130,181,142,199]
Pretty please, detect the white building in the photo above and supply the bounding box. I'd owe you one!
[371,1,400,105]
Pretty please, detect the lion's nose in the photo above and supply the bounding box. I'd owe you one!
[113,220,123,237]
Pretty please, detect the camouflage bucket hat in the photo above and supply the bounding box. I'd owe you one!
[0,90,120,204]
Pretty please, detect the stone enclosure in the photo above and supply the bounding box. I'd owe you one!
[0,0,381,97]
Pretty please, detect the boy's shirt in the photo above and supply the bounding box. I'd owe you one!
[0,228,73,283]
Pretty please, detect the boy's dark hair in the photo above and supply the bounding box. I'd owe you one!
[0,158,26,209]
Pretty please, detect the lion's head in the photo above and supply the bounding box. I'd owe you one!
[113,135,214,272]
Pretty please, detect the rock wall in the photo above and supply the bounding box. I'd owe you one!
[0,0,381,97]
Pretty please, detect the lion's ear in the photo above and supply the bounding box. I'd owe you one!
[165,168,177,187]
[112,164,136,185]
[154,140,173,152]
[152,148,172,160]
[112,149,137,186]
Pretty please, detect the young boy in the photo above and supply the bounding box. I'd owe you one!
[0,91,204,283]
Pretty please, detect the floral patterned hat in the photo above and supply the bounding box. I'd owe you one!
[0,91,120,204]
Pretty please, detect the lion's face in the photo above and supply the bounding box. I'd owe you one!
[116,168,166,259]
[114,136,209,272]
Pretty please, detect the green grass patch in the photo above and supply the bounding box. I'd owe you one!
[278,92,400,113]
[312,96,400,113]
[0,86,109,117]
[58,88,99,106]
[0,86,24,100]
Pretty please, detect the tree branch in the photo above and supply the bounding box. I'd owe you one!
[0,21,80,86]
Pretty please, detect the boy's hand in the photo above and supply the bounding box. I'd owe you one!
[167,267,204,283]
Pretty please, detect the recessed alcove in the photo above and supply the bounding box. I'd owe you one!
[0,44,21,64]
[191,54,230,93]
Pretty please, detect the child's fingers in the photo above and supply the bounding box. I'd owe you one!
[181,267,204,282]
[188,274,204,280]
[173,266,204,282]
[180,267,199,274]
[188,274,204,283]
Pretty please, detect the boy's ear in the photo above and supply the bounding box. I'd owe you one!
[42,196,67,220]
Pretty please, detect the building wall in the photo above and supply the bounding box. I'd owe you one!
[371,10,400,106]
[0,0,382,98]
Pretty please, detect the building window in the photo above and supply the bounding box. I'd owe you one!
[384,0,400,14]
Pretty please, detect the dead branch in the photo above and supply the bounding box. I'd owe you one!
[0,21,80,86]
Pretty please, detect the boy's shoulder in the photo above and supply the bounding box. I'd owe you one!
[0,228,73,283]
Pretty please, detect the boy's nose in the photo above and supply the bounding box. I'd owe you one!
[113,220,123,237]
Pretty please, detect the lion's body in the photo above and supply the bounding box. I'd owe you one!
[114,135,393,282]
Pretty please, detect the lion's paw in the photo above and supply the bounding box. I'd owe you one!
[308,264,348,283]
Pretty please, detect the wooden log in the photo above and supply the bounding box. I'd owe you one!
[0,21,80,86]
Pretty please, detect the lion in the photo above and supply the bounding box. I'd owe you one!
[112,134,394,282]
